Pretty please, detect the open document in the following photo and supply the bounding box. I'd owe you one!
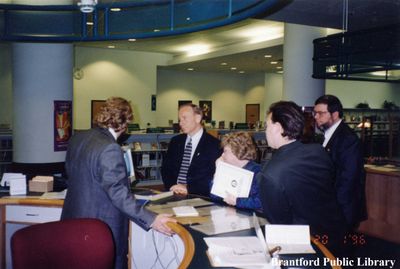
[204,214,279,268]
[211,160,254,199]
[265,225,315,254]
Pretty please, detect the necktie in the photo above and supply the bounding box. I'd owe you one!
[177,138,192,184]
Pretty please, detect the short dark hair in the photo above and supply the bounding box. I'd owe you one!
[314,94,343,118]
[268,101,304,140]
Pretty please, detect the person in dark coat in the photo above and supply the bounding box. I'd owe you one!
[258,101,347,257]
[161,103,221,197]
[61,97,175,269]
[314,94,367,229]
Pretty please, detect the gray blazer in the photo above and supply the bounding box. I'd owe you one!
[61,127,155,269]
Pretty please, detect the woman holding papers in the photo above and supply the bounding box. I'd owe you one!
[210,132,262,211]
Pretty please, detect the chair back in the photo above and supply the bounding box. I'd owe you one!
[11,218,115,269]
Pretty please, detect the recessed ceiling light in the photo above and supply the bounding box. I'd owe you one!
[239,71,245,74]
[276,66,282,69]
[264,55,272,58]
[187,68,194,71]
[108,45,115,49]
[230,67,237,70]
[186,17,191,21]
[153,29,160,32]
[128,38,136,42]
[277,71,283,74]
[110,8,121,12]
[220,62,227,66]
[270,61,278,64]
[86,22,93,26]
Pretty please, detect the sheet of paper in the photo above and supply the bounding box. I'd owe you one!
[172,206,199,217]
[40,189,67,200]
[211,160,254,199]
[9,175,27,196]
[264,224,315,254]
[204,237,271,267]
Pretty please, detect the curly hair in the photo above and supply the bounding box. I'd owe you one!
[221,131,257,161]
[268,101,304,140]
[93,97,133,132]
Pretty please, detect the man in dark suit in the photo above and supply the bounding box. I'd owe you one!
[162,103,221,197]
[61,97,175,269]
[258,101,347,257]
[314,95,367,229]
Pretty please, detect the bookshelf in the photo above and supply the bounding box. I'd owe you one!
[0,129,12,179]
[343,109,400,157]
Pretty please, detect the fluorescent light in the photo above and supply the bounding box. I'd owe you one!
[86,22,93,26]
[276,66,282,69]
[264,55,272,58]
[110,8,121,12]
[107,45,115,49]
[239,71,245,74]
[230,67,237,70]
[270,61,278,64]
[153,29,160,32]
[220,62,227,66]
[178,43,211,57]
[187,68,194,71]
[128,38,136,42]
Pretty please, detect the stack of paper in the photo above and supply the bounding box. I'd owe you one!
[172,206,199,217]
[1,173,26,195]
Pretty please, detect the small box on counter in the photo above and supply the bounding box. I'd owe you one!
[29,176,54,192]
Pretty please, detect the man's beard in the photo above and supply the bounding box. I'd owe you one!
[317,123,331,132]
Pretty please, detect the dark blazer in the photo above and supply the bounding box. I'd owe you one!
[61,128,156,269]
[258,141,347,241]
[161,130,222,197]
[325,121,367,228]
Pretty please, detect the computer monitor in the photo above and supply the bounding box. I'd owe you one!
[122,146,136,184]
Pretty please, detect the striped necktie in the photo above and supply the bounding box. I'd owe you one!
[177,138,192,184]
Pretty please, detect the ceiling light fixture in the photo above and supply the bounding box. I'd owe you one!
[108,45,115,49]
[110,8,121,12]
[270,61,278,64]
[231,67,237,70]
[128,38,136,42]
[77,0,97,13]
[220,62,227,66]
[239,71,245,74]
[187,68,194,71]
[264,55,272,58]
[179,43,210,57]
[86,22,94,26]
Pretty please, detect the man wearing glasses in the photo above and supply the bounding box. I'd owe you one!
[313,95,367,230]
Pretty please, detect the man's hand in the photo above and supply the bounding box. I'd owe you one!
[151,214,177,236]
[170,184,188,195]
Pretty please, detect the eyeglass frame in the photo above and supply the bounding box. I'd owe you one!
[312,110,330,117]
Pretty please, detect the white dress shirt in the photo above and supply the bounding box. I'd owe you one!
[323,119,342,147]
[185,128,203,162]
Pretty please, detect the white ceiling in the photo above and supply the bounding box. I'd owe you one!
[74,0,400,74]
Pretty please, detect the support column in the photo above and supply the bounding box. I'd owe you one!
[283,23,327,106]
[12,43,73,172]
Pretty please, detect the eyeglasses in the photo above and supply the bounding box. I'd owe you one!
[312,111,329,117]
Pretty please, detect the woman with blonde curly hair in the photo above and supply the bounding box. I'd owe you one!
[210,131,262,211]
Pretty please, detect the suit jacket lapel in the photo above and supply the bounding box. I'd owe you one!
[325,121,344,152]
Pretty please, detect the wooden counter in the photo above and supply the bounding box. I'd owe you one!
[358,165,400,244]
[0,196,63,269]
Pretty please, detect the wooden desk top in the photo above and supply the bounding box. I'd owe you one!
[365,164,400,177]
[0,196,63,207]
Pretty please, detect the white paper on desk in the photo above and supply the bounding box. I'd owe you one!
[1,173,24,187]
[9,175,27,196]
[172,206,199,217]
[40,189,67,200]
[211,160,254,199]
[204,237,273,267]
[264,225,315,254]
